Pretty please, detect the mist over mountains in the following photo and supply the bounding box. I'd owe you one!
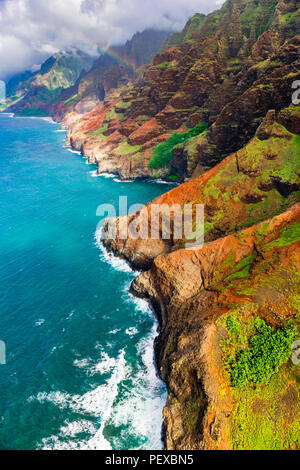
[0,0,224,79]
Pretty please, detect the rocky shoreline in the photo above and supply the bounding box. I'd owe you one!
[13,0,300,449]
[100,108,300,449]
[108,201,300,450]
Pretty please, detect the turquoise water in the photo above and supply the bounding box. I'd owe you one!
[0,116,173,450]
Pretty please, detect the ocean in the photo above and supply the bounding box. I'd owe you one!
[0,115,173,450]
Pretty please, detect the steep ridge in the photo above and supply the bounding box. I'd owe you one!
[4,30,170,119]
[102,103,300,448]
[65,0,300,181]
[103,107,300,269]
[52,29,171,122]
[131,203,300,449]
[4,50,94,116]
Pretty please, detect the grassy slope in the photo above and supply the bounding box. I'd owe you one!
[215,219,300,449]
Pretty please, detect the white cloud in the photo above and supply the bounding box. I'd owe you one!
[0,0,225,79]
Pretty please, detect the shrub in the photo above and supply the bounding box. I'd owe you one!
[148,122,207,169]
[229,318,296,388]
[226,315,240,336]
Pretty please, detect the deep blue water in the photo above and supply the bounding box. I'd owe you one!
[0,116,173,450]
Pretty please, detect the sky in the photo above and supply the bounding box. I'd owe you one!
[0,0,225,79]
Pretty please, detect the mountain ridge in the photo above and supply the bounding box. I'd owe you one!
[94,0,299,450]
[3,0,300,450]
[60,0,299,183]
[3,29,171,118]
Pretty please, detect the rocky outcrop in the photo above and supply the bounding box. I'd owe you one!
[130,203,300,449]
[5,50,94,116]
[63,0,300,181]
[103,109,300,269]
[102,105,300,449]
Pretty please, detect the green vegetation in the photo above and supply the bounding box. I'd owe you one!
[116,142,142,156]
[64,94,81,107]
[231,370,300,450]
[272,133,300,184]
[225,254,257,281]
[148,122,207,169]
[239,0,278,39]
[181,398,201,434]
[163,13,206,49]
[168,174,179,180]
[92,123,109,137]
[228,318,296,388]
[158,61,171,68]
[226,315,240,337]
[105,108,123,121]
[200,120,300,239]
[218,305,300,449]
[262,223,300,251]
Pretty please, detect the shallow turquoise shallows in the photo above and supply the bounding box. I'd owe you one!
[0,116,173,450]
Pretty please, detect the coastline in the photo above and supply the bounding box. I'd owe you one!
[96,225,168,450]
[6,106,300,450]
[0,112,169,450]
[71,119,170,449]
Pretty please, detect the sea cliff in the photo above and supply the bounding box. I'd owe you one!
[70,0,300,449]
[7,0,299,449]
[102,109,300,449]
[63,0,299,182]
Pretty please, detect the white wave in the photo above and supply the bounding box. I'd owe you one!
[156,178,174,184]
[73,351,116,376]
[39,117,56,124]
[40,419,97,450]
[66,310,75,320]
[34,350,126,450]
[107,322,165,450]
[125,327,138,337]
[109,328,121,335]
[67,148,81,155]
[99,246,133,273]
[95,227,134,274]
[121,280,150,315]
[34,318,45,326]
[92,222,165,450]
[89,170,99,177]
[85,350,126,450]
[113,178,133,183]
[73,358,90,369]
[138,322,161,391]
[98,172,115,178]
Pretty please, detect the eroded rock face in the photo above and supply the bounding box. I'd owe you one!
[131,204,300,449]
[103,111,300,269]
[62,0,299,181]
[98,97,300,449]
